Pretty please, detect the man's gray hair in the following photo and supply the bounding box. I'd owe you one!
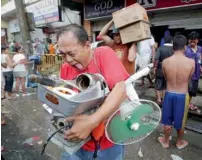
[58,24,89,45]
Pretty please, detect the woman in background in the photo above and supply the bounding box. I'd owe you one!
[13,46,30,96]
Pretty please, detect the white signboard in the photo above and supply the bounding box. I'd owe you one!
[26,0,60,26]
[8,19,20,33]
[1,29,6,37]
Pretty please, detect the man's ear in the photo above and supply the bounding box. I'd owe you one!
[85,41,91,49]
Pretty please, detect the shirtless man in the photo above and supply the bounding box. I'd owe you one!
[158,35,195,149]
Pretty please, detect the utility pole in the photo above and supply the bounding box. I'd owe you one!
[14,0,33,73]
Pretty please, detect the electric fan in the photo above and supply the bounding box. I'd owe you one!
[105,99,161,145]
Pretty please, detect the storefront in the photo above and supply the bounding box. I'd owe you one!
[1,0,81,43]
[84,0,202,43]
[126,0,202,44]
[84,0,125,41]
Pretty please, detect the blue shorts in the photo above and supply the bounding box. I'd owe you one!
[61,145,124,160]
[162,91,189,129]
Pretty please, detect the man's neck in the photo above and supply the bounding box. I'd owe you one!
[174,50,184,56]
[190,45,197,53]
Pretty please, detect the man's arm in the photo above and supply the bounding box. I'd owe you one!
[97,20,114,47]
[190,60,195,80]
[64,47,129,140]
[6,55,17,68]
[162,60,166,80]
[92,81,126,122]
[151,45,155,62]
[150,37,156,62]
[153,48,160,76]
[128,43,137,62]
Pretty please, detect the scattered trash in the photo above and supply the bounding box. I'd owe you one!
[23,136,41,147]
[33,109,36,112]
[138,148,143,158]
[32,136,40,141]
[37,140,43,145]
[171,154,183,160]
[23,138,34,147]
[43,104,53,114]
[2,111,10,114]
[32,128,38,132]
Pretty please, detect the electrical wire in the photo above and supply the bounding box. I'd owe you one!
[41,125,66,155]
[62,7,73,24]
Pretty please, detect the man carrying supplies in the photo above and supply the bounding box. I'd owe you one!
[58,24,129,160]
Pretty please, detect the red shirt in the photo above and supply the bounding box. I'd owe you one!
[60,46,129,151]
[112,43,135,75]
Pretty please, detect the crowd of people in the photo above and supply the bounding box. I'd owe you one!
[1,38,60,98]
[1,21,202,159]
[57,23,201,159]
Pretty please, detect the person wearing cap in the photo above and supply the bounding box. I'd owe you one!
[97,20,136,75]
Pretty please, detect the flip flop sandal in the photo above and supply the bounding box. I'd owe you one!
[158,137,169,149]
[176,140,188,149]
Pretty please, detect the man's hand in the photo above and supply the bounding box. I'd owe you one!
[1,63,7,68]
[64,115,98,141]
[18,59,26,64]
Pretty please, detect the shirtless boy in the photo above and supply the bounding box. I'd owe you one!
[158,35,195,149]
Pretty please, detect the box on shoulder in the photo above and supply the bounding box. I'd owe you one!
[113,3,149,29]
[119,21,151,44]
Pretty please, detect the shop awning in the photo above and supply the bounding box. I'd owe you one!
[150,9,202,30]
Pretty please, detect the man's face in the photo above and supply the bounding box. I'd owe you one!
[189,39,198,48]
[58,32,91,71]
[113,33,122,44]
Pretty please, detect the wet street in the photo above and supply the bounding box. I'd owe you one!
[1,80,202,160]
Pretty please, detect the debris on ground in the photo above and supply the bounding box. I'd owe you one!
[138,148,143,158]
[171,154,183,160]
[23,136,41,147]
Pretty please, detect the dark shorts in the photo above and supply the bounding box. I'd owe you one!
[188,80,199,97]
[162,91,189,129]
[3,71,14,92]
[155,77,166,90]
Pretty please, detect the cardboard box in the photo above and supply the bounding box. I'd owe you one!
[119,21,151,44]
[113,3,149,29]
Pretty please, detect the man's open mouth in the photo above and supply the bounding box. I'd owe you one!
[74,63,83,70]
